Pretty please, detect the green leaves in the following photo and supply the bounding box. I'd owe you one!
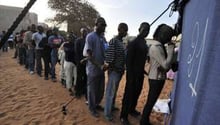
[48,0,100,35]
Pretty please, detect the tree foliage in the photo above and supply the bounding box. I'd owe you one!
[48,0,100,36]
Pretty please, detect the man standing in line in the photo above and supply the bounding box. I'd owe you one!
[48,27,64,82]
[75,28,88,98]
[63,33,77,95]
[83,17,108,117]
[24,24,36,74]
[120,22,150,125]
[104,23,128,121]
[32,25,46,77]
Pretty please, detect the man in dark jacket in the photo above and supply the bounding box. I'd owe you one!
[120,22,150,125]
[74,28,88,98]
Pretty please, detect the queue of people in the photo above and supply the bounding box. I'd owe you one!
[2,16,179,125]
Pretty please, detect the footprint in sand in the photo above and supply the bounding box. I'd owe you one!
[0,112,7,118]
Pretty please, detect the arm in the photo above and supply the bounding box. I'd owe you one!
[126,41,136,71]
[150,44,175,70]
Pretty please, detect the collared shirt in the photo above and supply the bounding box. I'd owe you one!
[83,31,106,76]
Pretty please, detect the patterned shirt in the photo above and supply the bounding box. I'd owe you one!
[106,36,126,73]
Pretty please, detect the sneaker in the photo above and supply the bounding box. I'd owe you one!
[44,77,49,80]
[129,110,141,117]
[120,118,131,125]
[112,106,119,111]
[37,73,42,77]
[96,105,104,111]
[29,71,34,75]
[51,78,57,82]
[85,101,88,105]
[90,110,99,118]
[105,115,113,121]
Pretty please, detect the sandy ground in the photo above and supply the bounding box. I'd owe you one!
[0,50,173,125]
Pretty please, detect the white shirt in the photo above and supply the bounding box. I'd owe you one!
[32,32,46,49]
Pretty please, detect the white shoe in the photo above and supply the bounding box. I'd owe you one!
[29,71,34,75]
[85,101,88,105]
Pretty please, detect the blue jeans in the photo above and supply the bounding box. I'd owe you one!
[87,73,105,112]
[28,49,35,72]
[104,71,123,117]
[51,50,58,79]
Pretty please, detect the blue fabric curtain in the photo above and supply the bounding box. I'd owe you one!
[170,0,220,125]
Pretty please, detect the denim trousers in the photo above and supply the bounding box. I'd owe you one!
[51,50,58,79]
[87,72,105,112]
[35,49,43,74]
[104,71,123,117]
[28,48,35,72]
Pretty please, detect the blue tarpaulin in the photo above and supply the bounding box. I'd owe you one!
[170,0,220,125]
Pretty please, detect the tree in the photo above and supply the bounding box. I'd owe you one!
[48,0,100,36]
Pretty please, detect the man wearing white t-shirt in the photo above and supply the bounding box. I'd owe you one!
[32,25,46,77]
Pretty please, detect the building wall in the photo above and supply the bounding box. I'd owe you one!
[0,5,38,34]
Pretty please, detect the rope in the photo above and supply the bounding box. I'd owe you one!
[150,1,176,26]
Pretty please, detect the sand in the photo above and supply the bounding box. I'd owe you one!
[0,50,173,125]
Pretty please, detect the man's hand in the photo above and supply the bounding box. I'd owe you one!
[101,63,109,71]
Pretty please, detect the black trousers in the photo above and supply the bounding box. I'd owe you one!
[120,73,144,119]
[140,79,165,125]
[42,52,51,78]
[75,63,87,99]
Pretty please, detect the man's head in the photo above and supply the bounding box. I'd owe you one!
[118,23,128,38]
[53,27,59,35]
[37,25,44,33]
[153,24,175,45]
[95,17,107,34]
[138,22,150,38]
[80,28,88,38]
[31,24,36,32]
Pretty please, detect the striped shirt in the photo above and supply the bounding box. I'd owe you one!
[106,37,126,73]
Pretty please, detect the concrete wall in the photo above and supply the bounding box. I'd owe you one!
[0,5,38,34]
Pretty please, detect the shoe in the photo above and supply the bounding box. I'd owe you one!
[96,105,104,111]
[129,110,141,117]
[37,73,42,77]
[112,106,119,111]
[29,71,34,75]
[90,110,99,118]
[51,78,57,82]
[120,118,131,125]
[85,101,88,105]
[105,115,113,121]
[68,88,75,96]
[44,77,49,80]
